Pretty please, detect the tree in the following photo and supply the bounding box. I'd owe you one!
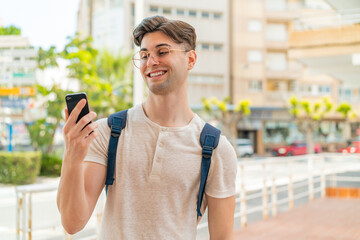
[31,34,133,156]
[25,45,64,154]
[289,96,333,154]
[38,46,58,70]
[0,25,21,35]
[336,102,357,141]
[202,97,251,152]
[61,35,133,117]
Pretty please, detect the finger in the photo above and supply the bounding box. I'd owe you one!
[68,99,87,124]
[85,129,99,145]
[65,108,69,121]
[79,121,98,139]
[75,112,97,132]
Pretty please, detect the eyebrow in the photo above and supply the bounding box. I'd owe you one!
[140,43,172,51]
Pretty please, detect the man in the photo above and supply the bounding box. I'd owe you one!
[57,16,237,239]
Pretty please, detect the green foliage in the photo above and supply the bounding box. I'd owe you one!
[60,35,133,117]
[0,25,21,35]
[38,46,58,70]
[289,96,333,121]
[26,119,57,152]
[202,97,251,116]
[40,154,62,176]
[61,35,98,81]
[0,151,41,185]
[32,33,133,171]
[201,96,251,142]
[235,99,251,116]
[336,102,353,118]
[36,84,67,122]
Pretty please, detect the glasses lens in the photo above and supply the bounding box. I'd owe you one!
[132,52,141,68]
[156,47,170,58]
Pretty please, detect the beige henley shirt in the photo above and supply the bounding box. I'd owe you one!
[84,104,237,239]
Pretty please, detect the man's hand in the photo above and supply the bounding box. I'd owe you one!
[207,194,235,240]
[62,99,99,164]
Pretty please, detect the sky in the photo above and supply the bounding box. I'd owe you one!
[0,0,80,51]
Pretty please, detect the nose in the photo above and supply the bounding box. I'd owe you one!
[146,53,159,67]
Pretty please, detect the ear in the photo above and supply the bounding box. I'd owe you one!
[187,50,197,70]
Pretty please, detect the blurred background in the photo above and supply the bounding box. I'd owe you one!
[1,0,360,158]
[0,0,360,239]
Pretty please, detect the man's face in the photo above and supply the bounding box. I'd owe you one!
[139,31,195,95]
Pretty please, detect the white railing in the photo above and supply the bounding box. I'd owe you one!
[13,154,360,239]
[197,153,360,231]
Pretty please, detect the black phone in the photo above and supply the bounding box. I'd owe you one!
[65,92,91,124]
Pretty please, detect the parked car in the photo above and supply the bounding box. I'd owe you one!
[338,141,360,154]
[236,138,254,157]
[272,142,322,156]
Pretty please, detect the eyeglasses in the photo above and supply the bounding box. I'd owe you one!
[132,46,190,68]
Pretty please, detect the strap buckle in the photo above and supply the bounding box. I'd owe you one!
[110,125,121,138]
[202,146,213,159]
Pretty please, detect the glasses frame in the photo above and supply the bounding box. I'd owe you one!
[132,46,190,69]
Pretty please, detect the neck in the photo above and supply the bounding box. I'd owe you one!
[142,86,194,127]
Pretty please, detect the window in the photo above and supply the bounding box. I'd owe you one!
[319,85,331,94]
[188,74,223,84]
[249,80,262,92]
[189,10,197,17]
[247,50,262,62]
[150,6,158,13]
[301,85,312,93]
[247,20,262,32]
[214,44,223,51]
[289,81,297,92]
[265,0,286,11]
[201,11,210,18]
[214,12,222,19]
[163,7,171,15]
[201,43,210,50]
[176,9,185,16]
[267,53,287,70]
[266,23,288,41]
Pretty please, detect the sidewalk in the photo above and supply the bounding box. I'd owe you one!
[234,198,360,240]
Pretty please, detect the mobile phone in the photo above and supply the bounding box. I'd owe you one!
[65,92,91,125]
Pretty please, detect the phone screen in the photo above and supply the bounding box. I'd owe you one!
[65,92,91,124]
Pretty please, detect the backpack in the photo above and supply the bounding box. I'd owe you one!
[105,110,221,219]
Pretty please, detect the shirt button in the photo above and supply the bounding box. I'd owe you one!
[156,157,161,162]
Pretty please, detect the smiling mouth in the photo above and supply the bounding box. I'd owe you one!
[147,70,167,78]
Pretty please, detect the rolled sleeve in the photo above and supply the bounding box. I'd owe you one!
[84,118,109,166]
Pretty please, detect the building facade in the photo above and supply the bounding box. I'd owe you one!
[232,0,360,154]
[0,34,38,150]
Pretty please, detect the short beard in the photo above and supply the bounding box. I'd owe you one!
[147,79,176,96]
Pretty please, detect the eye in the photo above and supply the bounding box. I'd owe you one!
[157,48,170,56]
[139,52,148,60]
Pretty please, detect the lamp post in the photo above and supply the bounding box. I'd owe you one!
[5,117,12,152]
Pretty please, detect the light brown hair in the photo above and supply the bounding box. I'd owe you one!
[133,16,196,50]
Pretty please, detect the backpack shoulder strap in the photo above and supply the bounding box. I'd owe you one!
[197,123,221,219]
[105,109,128,194]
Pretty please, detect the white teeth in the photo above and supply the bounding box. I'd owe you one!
[149,71,165,77]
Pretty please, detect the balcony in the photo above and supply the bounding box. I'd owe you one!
[265,1,300,22]
[265,62,303,80]
[265,40,289,50]
[290,24,360,48]
[266,10,300,22]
